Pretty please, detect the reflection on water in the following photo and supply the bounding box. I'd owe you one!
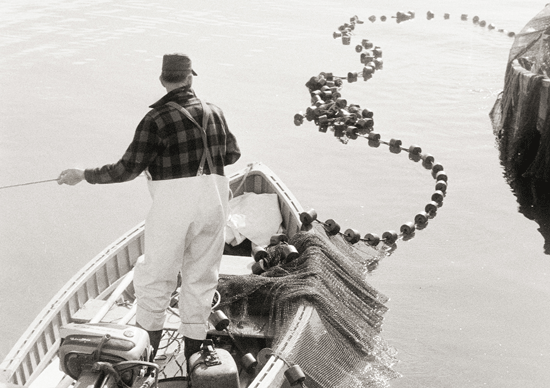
[504,170,550,254]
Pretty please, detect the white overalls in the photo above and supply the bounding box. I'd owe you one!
[134,100,229,340]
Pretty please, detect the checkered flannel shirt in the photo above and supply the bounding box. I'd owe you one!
[84,87,241,183]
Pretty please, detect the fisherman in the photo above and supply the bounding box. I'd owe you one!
[58,53,241,364]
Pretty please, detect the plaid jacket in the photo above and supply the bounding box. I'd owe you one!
[84,87,240,183]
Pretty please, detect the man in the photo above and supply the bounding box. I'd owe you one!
[58,53,241,363]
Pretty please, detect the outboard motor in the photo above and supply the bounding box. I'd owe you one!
[58,323,150,387]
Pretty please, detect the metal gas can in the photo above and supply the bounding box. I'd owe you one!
[188,342,240,388]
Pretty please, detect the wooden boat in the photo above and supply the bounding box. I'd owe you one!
[0,162,314,388]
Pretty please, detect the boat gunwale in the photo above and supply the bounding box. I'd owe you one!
[0,222,145,386]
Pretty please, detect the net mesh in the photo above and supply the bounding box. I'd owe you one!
[508,5,550,74]
[216,222,399,388]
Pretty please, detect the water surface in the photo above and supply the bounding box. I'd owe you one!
[1,1,548,387]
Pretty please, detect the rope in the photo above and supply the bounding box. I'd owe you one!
[0,172,152,190]
[0,178,58,190]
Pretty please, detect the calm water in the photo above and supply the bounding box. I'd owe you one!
[1,1,549,387]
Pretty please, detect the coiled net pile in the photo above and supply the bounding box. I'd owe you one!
[216,223,399,388]
[490,5,550,252]
[491,5,550,190]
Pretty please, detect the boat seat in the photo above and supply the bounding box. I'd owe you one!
[219,254,254,276]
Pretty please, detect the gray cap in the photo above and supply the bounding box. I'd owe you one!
[162,53,197,76]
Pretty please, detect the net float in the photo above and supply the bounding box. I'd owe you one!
[305,107,316,121]
[432,163,444,174]
[241,353,258,374]
[346,126,359,139]
[347,72,358,82]
[324,219,341,235]
[435,180,447,193]
[368,134,380,147]
[300,209,318,225]
[409,144,422,155]
[400,222,416,236]
[252,245,268,262]
[293,113,304,126]
[368,132,380,141]
[431,190,445,204]
[389,138,402,154]
[356,118,373,131]
[362,39,374,49]
[362,67,374,80]
[435,170,448,182]
[282,245,300,263]
[252,259,267,275]
[311,94,323,105]
[362,108,374,118]
[389,138,402,148]
[335,98,347,108]
[344,228,361,244]
[364,233,380,246]
[414,211,429,225]
[318,115,329,126]
[334,124,345,138]
[270,233,288,245]
[425,201,438,216]
[348,104,360,113]
[284,365,306,386]
[365,61,377,71]
[421,153,435,163]
[361,52,374,64]
[382,230,398,245]
[209,310,230,331]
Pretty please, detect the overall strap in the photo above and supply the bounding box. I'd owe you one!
[166,100,215,176]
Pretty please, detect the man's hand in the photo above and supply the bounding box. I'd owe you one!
[57,169,85,185]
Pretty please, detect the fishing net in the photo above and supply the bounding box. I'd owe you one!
[216,222,399,388]
[508,5,550,74]
[490,4,550,205]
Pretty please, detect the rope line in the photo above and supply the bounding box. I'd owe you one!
[0,178,58,190]
[294,12,459,248]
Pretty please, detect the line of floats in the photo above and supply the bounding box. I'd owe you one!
[287,10,514,254]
